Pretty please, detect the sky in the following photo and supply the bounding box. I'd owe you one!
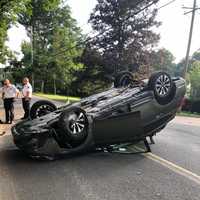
[6,0,200,63]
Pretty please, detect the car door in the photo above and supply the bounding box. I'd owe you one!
[93,106,143,145]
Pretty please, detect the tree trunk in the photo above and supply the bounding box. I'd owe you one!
[41,80,44,93]
[53,78,57,95]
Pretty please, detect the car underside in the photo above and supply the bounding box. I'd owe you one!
[12,71,186,158]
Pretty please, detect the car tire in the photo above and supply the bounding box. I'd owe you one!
[114,71,133,88]
[57,106,94,154]
[30,100,57,119]
[148,71,176,105]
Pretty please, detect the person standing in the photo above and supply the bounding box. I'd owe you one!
[21,77,32,120]
[1,79,19,124]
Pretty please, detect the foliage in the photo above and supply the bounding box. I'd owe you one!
[175,59,185,77]
[181,98,200,114]
[189,61,200,100]
[18,0,84,93]
[150,48,177,75]
[0,0,30,63]
[191,51,200,62]
[177,112,200,118]
[71,44,111,96]
[175,50,200,77]
[89,0,160,75]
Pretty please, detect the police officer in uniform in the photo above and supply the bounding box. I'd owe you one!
[1,79,19,124]
[22,77,32,119]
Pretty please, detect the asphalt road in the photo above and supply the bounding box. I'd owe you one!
[0,98,200,200]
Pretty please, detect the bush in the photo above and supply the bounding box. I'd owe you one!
[182,98,200,114]
[191,101,200,113]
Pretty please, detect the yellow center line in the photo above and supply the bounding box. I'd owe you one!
[135,146,200,185]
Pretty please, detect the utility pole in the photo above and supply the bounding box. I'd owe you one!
[184,0,197,78]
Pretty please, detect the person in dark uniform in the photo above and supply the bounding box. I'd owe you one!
[21,77,32,120]
[1,79,19,124]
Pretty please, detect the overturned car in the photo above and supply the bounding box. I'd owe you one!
[12,71,186,158]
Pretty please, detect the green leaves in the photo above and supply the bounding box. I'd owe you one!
[150,48,176,75]
[0,0,31,64]
[89,0,160,74]
[18,1,84,93]
[176,50,200,100]
[42,0,60,11]
[189,61,200,100]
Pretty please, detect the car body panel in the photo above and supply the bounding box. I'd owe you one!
[93,111,143,145]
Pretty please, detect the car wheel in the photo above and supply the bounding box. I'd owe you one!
[114,71,133,88]
[148,71,176,105]
[57,107,94,154]
[30,100,57,119]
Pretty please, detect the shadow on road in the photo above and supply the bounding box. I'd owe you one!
[0,146,146,164]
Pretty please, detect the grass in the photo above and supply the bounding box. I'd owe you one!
[177,111,200,118]
[34,93,80,103]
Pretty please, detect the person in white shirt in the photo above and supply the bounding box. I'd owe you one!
[21,77,32,119]
[1,79,19,124]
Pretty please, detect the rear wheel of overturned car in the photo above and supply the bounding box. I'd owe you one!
[148,71,176,105]
[58,107,93,153]
[114,71,134,88]
[30,100,57,119]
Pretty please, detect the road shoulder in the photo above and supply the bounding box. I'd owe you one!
[172,116,200,127]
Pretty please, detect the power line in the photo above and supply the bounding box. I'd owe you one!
[184,7,200,15]
[157,0,177,10]
[182,6,193,9]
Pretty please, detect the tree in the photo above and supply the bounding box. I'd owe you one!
[89,0,160,75]
[0,0,30,63]
[71,44,109,96]
[48,6,84,94]
[192,50,200,61]
[18,0,84,94]
[176,50,200,77]
[150,48,177,75]
[175,59,185,77]
[189,61,200,100]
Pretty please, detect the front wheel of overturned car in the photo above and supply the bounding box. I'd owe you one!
[57,106,93,154]
[30,100,57,119]
[148,71,176,105]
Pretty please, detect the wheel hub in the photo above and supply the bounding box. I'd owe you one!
[155,74,171,97]
[68,112,86,135]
